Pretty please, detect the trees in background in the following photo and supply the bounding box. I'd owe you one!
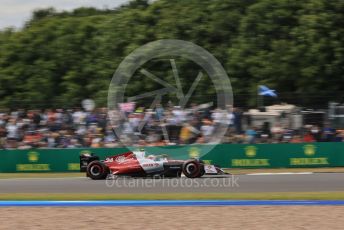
[0,0,343,108]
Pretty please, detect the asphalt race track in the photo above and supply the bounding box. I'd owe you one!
[0,173,344,194]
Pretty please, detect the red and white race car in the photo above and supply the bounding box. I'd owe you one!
[80,150,227,180]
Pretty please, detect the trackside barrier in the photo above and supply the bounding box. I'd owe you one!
[0,143,343,172]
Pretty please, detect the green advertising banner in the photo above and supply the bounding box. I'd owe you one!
[200,143,344,168]
[0,148,127,173]
[0,143,343,173]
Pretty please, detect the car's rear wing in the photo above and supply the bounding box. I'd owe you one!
[79,154,99,172]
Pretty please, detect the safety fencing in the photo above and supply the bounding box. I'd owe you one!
[0,143,343,172]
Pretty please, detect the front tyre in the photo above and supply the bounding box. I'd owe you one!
[198,160,205,177]
[198,166,205,177]
[87,161,109,180]
[182,160,201,178]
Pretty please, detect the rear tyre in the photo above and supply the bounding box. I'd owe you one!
[182,160,201,178]
[87,161,109,180]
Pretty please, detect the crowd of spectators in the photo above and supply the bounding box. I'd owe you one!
[0,104,343,150]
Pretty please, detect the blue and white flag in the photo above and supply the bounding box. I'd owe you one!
[258,85,277,97]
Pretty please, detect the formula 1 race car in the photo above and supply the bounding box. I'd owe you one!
[80,150,227,180]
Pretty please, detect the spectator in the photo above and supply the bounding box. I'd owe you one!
[179,122,200,144]
[232,108,243,134]
[245,126,257,144]
[258,122,272,143]
[200,119,214,142]
[290,135,303,143]
[155,104,164,121]
[0,105,342,149]
[271,123,283,139]
[333,131,343,142]
[303,131,315,142]
[322,124,336,142]
[6,119,19,148]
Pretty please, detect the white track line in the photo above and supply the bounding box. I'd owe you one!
[246,172,314,176]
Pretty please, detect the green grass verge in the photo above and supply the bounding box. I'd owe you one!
[0,173,84,179]
[0,192,343,200]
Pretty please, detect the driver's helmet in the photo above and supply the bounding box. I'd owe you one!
[134,149,146,158]
[147,155,156,160]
